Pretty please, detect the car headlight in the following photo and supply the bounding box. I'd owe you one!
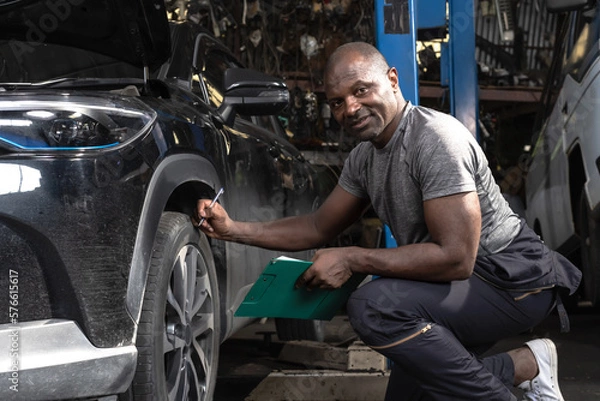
[0,94,156,151]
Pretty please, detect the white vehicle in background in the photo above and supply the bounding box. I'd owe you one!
[525,0,600,307]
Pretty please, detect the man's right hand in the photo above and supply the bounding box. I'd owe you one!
[193,199,232,239]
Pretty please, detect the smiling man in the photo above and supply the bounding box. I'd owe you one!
[195,42,581,400]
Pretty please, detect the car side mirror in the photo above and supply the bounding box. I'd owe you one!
[217,68,289,126]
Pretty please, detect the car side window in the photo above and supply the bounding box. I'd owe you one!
[533,5,600,136]
[198,51,231,107]
[564,6,600,81]
[192,35,256,125]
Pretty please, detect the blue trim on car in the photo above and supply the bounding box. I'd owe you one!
[0,135,119,151]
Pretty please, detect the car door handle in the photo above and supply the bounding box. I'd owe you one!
[562,102,568,115]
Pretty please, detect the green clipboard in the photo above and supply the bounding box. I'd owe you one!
[234,256,367,320]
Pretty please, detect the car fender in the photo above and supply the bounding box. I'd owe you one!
[126,153,222,328]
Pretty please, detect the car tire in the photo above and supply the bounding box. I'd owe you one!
[131,212,220,401]
[578,191,600,307]
[275,318,325,342]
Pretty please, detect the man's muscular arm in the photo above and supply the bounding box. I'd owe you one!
[298,191,481,288]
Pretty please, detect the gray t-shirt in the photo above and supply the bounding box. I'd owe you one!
[339,103,521,256]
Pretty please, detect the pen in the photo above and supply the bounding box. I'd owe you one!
[198,187,224,226]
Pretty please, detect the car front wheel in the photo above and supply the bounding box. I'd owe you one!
[132,212,220,401]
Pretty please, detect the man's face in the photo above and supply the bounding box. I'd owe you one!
[324,53,400,148]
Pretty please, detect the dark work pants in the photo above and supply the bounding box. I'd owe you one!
[346,275,555,401]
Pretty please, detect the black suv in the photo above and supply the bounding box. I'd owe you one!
[0,1,333,400]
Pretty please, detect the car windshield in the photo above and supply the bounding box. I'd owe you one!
[0,40,145,83]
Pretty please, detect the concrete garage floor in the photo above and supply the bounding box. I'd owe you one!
[215,303,600,401]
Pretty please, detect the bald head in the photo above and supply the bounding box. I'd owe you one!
[324,42,390,79]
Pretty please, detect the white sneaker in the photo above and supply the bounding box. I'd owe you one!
[518,338,564,401]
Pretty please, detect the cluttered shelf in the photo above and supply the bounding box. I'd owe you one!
[283,74,542,104]
[419,81,543,103]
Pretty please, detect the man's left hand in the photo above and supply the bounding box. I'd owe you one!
[296,247,354,289]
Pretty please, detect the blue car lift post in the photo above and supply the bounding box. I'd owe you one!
[374,0,479,248]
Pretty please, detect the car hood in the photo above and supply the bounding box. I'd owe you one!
[0,0,170,70]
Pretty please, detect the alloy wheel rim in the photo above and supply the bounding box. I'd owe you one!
[164,244,215,401]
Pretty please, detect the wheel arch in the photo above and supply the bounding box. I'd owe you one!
[126,153,225,333]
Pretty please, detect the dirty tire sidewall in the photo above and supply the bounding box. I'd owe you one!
[132,212,220,401]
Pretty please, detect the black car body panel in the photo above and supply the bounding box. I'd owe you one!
[0,4,331,400]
